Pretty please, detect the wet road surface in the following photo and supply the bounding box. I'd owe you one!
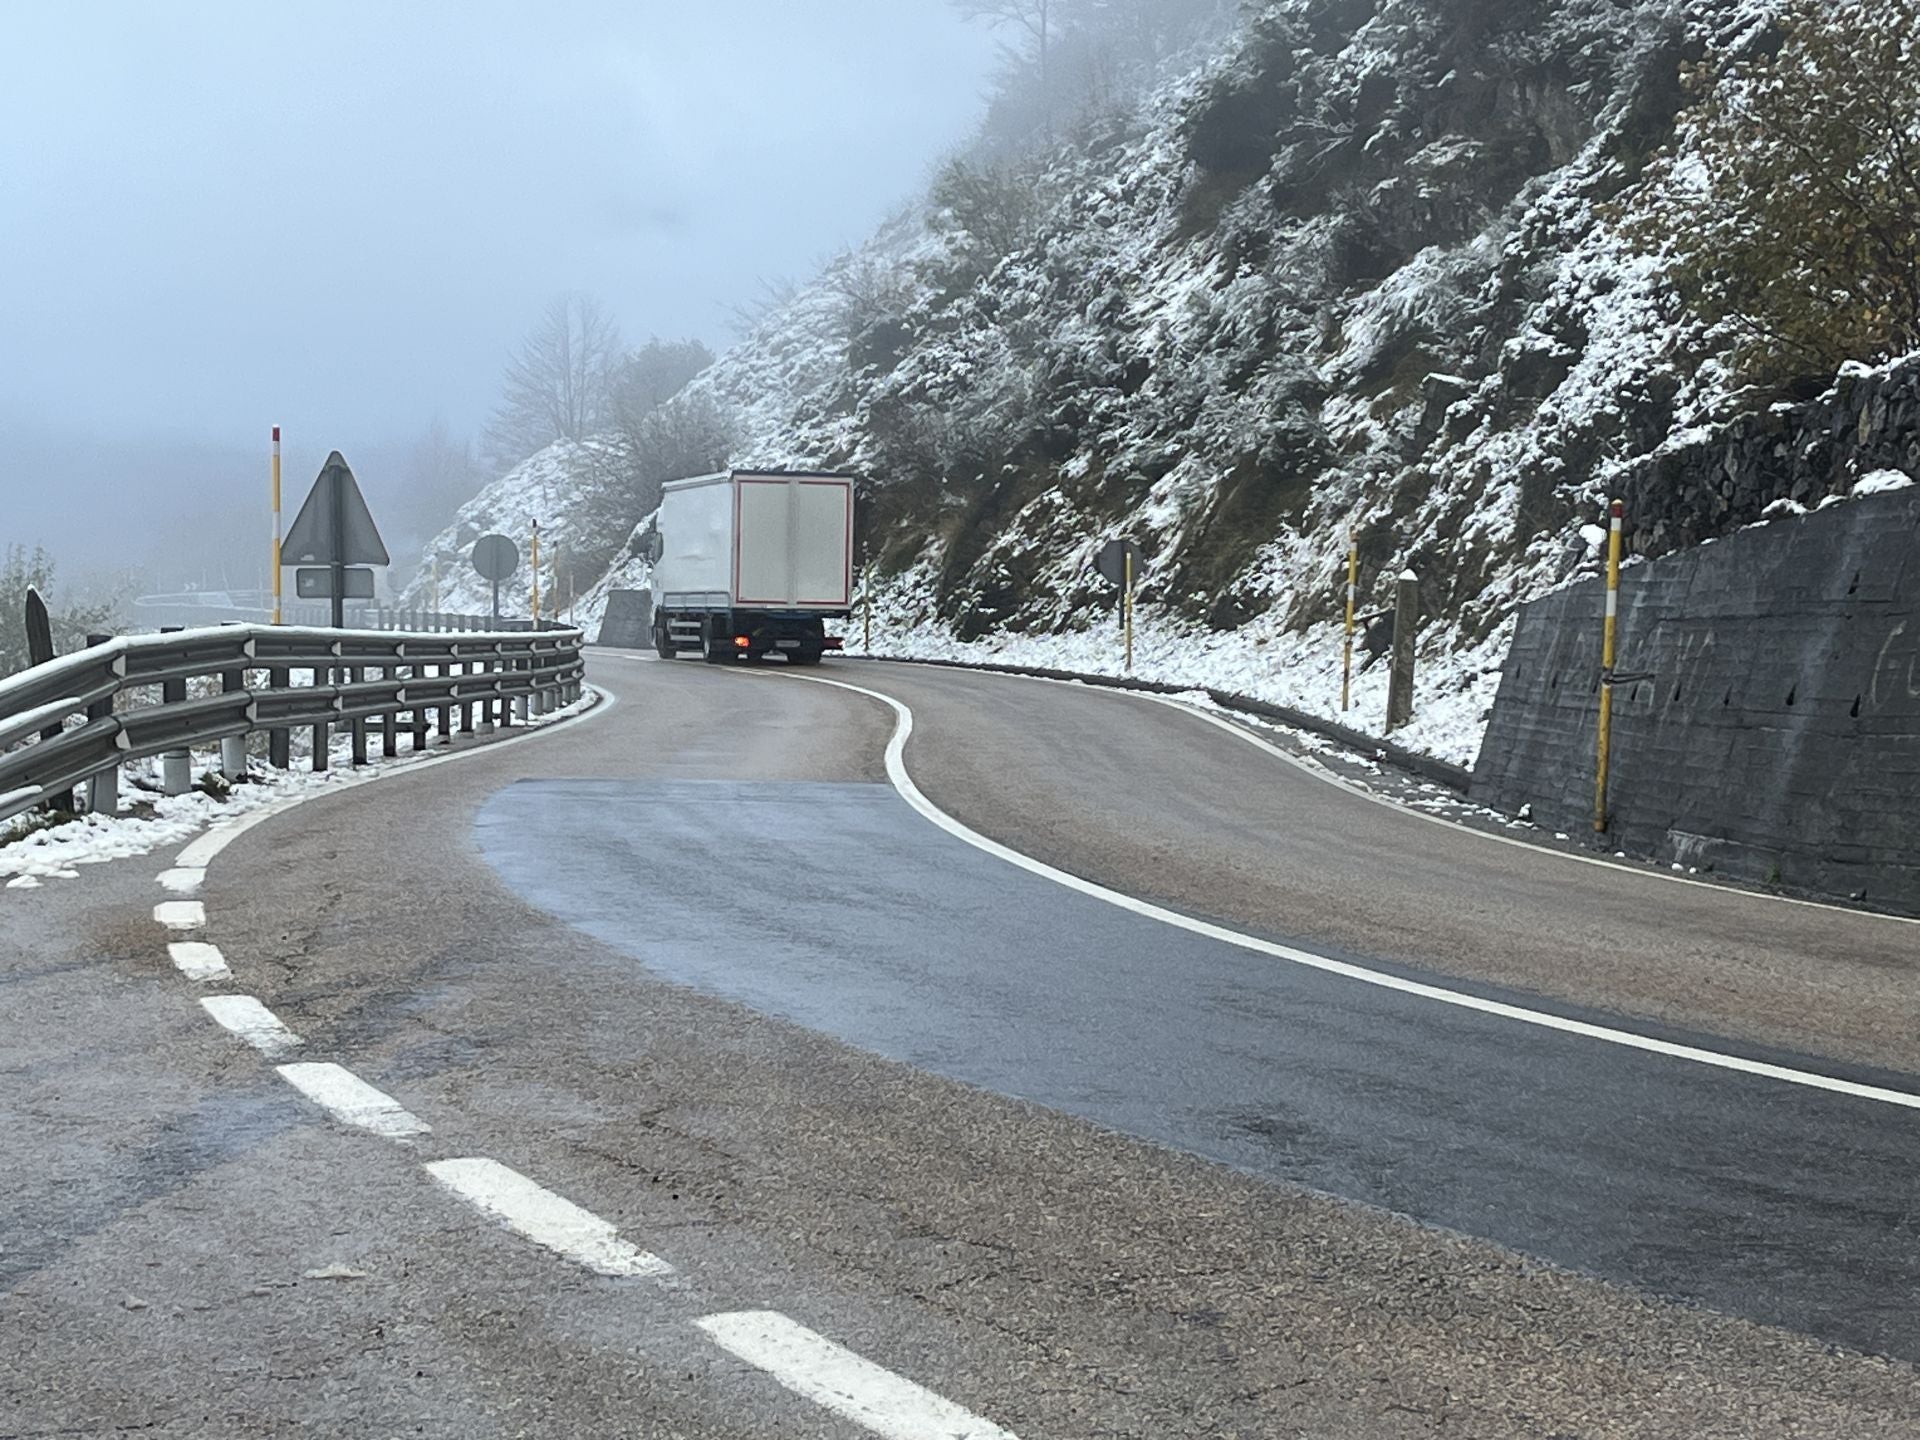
[477,774,1920,1362]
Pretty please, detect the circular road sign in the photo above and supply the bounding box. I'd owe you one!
[471,534,519,582]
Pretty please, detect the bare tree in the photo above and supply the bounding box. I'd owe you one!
[954,0,1053,138]
[484,295,621,471]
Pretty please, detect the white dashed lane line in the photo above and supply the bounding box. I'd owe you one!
[153,900,206,931]
[167,941,231,983]
[277,1062,431,1139]
[424,1157,674,1279]
[200,995,303,1058]
[698,1310,1020,1440]
[157,866,205,895]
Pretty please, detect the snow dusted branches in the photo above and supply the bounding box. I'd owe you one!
[485,295,622,474]
[1618,0,1920,387]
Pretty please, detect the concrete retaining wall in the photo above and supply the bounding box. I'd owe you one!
[1472,490,1920,912]
[595,590,652,648]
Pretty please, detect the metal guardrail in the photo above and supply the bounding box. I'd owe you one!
[0,623,587,826]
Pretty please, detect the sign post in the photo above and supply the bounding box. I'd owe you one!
[471,534,519,627]
[1094,539,1141,675]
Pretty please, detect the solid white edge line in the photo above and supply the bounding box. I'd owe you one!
[277,1061,431,1138]
[174,683,615,869]
[857,659,1920,930]
[168,941,231,983]
[791,672,1920,1112]
[154,900,206,931]
[200,994,303,1057]
[424,1157,673,1279]
[697,1310,1019,1440]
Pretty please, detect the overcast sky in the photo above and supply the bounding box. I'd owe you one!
[0,1,1001,583]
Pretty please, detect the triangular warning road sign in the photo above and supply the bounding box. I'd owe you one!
[282,452,391,566]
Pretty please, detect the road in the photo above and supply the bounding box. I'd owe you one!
[5,653,1920,1438]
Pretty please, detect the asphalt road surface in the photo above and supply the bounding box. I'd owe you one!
[6,652,1920,1439]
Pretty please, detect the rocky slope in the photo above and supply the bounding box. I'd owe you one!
[410,0,1919,765]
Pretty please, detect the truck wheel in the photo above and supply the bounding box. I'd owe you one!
[786,650,822,666]
[653,626,676,660]
[703,629,733,664]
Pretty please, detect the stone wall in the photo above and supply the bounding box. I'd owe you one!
[1472,489,1920,913]
[1620,355,1920,561]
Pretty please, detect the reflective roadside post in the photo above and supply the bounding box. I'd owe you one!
[270,426,283,625]
[1341,536,1357,712]
[531,521,542,627]
[1594,498,1624,832]
[1095,539,1141,676]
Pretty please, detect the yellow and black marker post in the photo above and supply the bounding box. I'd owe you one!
[1341,538,1357,712]
[1594,498,1624,832]
[531,520,542,625]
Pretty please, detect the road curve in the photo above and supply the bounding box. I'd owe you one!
[801,659,1920,1078]
[6,651,1919,1440]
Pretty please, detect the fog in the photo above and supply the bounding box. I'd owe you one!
[0,1,1001,596]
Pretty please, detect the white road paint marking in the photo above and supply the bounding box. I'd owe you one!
[153,900,206,931]
[792,672,1920,1112]
[168,941,232,983]
[200,995,303,1057]
[278,1062,431,1139]
[424,1157,673,1278]
[174,684,614,869]
[697,1310,1019,1440]
[856,659,1920,929]
[157,866,205,895]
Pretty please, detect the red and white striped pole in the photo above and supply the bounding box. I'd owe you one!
[271,425,284,625]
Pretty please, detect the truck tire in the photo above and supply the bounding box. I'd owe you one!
[786,650,822,666]
[653,625,676,660]
[702,622,733,664]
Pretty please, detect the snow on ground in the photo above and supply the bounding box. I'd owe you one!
[0,690,599,888]
[846,570,1504,769]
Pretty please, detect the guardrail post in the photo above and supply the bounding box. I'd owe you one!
[437,656,454,744]
[457,653,473,737]
[312,658,330,773]
[412,660,430,751]
[381,657,399,758]
[220,662,247,780]
[350,663,368,768]
[85,632,119,816]
[269,665,290,769]
[159,626,192,796]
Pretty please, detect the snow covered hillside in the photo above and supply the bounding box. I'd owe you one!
[404,439,625,629]
[410,0,1919,767]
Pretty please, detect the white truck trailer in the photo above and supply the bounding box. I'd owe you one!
[649,469,855,665]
